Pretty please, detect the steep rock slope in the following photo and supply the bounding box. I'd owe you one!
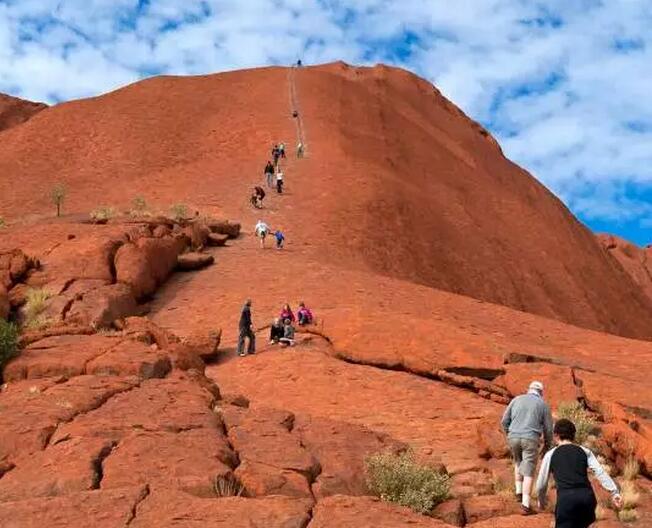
[0,64,650,338]
[0,93,47,133]
[598,234,652,304]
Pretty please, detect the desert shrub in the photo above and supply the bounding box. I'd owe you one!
[621,481,640,510]
[24,288,51,329]
[51,183,66,217]
[0,217,5,228]
[214,474,245,497]
[618,508,639,523]
[594,504,608,520]
[170,203,189,221]
[557,401,596,445]
[130,196,150,217]
[622,458,639,481]
[365,451,450,515]
[0,320,19,376]
[90,206,116,222]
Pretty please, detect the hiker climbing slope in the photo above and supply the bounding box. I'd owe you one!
[237,299,256,357]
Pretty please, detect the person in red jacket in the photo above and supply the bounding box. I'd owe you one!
[297,302,313,325]
[279,303,295,323]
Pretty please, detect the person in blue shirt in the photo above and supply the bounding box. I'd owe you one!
[274,230,285,250]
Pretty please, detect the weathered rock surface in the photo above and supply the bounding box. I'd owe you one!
[0,93,47,132]
[0,284,8,319]
[65,283,138,328]
[177,252,215,271]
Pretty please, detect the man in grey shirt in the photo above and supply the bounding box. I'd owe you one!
[501,380,553,515]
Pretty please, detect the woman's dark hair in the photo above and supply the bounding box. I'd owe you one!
[554,419,576,441]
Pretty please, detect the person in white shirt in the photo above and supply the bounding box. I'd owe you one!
[254,220,270,248]
[276,170,284,194]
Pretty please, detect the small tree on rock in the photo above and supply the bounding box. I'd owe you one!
[51,183,66,217]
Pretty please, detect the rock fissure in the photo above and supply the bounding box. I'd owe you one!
[91,441,117,489]
[125,484,150,526]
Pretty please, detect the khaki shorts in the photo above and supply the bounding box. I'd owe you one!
[509,438,539,477]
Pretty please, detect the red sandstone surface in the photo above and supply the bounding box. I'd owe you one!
[0,93,47,133]
[1,63,651,526]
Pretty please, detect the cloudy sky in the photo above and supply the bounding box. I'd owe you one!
[1,0,650,245]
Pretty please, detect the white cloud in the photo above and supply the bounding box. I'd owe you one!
[0,0,650,241]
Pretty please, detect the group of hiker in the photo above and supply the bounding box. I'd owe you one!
[237,299,314,356]
[502,381,623,527]
[254,220,284,249]
[252,141,306,208]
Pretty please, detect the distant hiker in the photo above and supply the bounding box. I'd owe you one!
[237,299,255,357]
[296,141,304,158]
[279,143,286,159]
[536,419,622,528]
[264,161,275,187]
[297,59,302,67]
[501,380,553,516]
[255,220,270,248]
[251,186,265,209]
[274,229,285,250]
[272,145,280,166]
[280,303,295,323]
[269,317,284,344]
[279,319,295,347]
[297,302,313,325]
[276,170,284,194]
[292,110,299,118]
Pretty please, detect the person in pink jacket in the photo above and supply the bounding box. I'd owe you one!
[279,303,295,323]
[297,302,313,325]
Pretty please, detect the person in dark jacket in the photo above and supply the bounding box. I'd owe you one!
[237,299,255,357]
[264,161,275,188]
[269,318,284,344]
[536,419,622,527]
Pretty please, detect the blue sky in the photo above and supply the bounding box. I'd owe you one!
[0,0,650,245]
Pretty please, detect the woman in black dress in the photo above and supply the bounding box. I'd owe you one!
[536,419,623,527]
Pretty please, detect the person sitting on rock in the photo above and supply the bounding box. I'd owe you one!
[254,220,270,249]
[280,303,295,323]
[279,319,295,347]
[297,302,313,325]
[274,229,285,250]
[251,186,265,209]
[264,161,275,187]
[536,418,622,528]
[276,170,284,194]
[269,317,284,345]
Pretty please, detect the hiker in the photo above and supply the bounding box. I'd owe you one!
[279,142,286,159]
[297,302,313,325]
[276,170,284,194]
[297,59,302,67]
[280,303,295,323]
[274,229,285,250]
[536,419,622,527]
[255,220,270,248]
[237,299,255,357]
[251,186,265,209]
[272,145,280,167]
[501,380,554,515]
[279,318,295,347]
[269,317,284,344]
[264,161,275,187]
[296,141,304,158]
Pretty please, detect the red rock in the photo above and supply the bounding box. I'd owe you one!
[0,93,46,132]
[463,495,521,524]
[206,220,241,239]
[0,284,8,319]
[495,363,581,409]
[476,418,510,460]
[451,470,494,498]
[3,334,119,381]
[167,342,205,372]
[235,460,312,497]
[432,498,465,526]
[183,222,211,249]
[114,236,187,300]
[310,495,455,527]
[0,436,114,501]
[295,416,406,498]
[207,232,229,246]
[130,490,312,527]
[0,486,148,527]
[177,252,214,271]
[467,513,554,527]
[152,224,171,238]
[7,282,30,308]
[598,234,652,304]
[102,428,235,496]
[122,316,180,348]
[85,339,171,379]
[181,329,222,362]
[65,283,138,328]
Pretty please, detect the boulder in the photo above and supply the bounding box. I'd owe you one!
[85,339,172,379]
[235,460,312,498]
[177,252,214,271]
[183,222,211,250]
[181,329,222,362]
[462,494,521,524]
[432,498,465,527]
[0,284,8,320]
[208,233,229,246]
[476,418,510,460]
[7,283,29,308]
[167,343,206,373]
[152,224,171,238]
[115,236,188,300]
[206,220,241,238]
[65,283,138,329]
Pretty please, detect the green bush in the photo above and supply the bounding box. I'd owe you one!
[557,401,596,445]
[365,451,450,515]
[170,203,189,221]
[0,320,19,375]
